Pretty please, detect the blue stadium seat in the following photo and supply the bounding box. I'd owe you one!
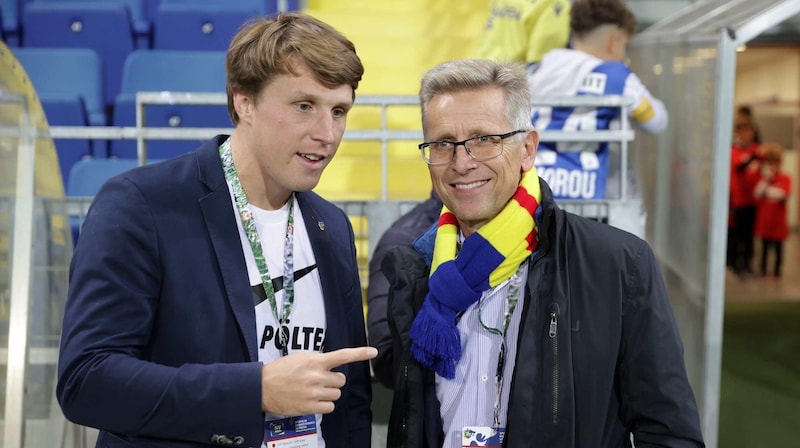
[0,0,20,45]
[110,49,230,160]
[67,157,161,245]
[143,0,159,23]
[14,47,105,175]
[160,0,265,14]
[34,0,151,47]
[40,95,92,189]
[120,49,227,92]
[22,2,136,110]
[159,0,300,15]
[152,3,257,51]
[66,158,141,197]
[13,47,106,126]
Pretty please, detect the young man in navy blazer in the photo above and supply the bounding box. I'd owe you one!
[57,13,376,448]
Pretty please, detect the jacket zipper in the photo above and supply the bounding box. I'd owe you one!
[549,308,559,424]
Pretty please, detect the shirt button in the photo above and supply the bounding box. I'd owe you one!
[481,375,488,382]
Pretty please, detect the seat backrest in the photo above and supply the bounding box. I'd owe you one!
[66,158,140,197]
[161,0,265,14]
[40,95,92,188]
[120,49,226,93]
[0,0,20,44]
[22,2,136,109]
[142,0,160,22]
[13,47,106,125]
[111,94,229,159]
[153,3,256,51]
[112,49,229,159]
[34,0,146,28]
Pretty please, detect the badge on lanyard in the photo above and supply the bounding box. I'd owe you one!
[264,415,318,448]
[461,426,505,447]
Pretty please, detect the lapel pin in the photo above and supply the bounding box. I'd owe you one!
[318,221,325,231]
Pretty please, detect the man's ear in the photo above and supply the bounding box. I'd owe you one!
[604,32,619,59]
[606,29,628,62]
[521,129,539,171]
[233,91,253,124]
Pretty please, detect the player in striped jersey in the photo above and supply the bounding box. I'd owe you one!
[527,0,667,200]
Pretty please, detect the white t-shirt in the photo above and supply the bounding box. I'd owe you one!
[229,192,327,447]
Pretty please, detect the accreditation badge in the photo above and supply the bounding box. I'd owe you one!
[264,415,318,448]
[461,426,505,447]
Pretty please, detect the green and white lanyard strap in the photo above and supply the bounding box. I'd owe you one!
[219,138,296,356]
[477,267,523,429]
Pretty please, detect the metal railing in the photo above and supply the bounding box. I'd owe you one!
[43,92,634,200]
[43,92,637,253]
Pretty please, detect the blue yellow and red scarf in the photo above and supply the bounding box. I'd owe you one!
[410,168,541,379]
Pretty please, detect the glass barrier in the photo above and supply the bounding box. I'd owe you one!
[1,41,76,448]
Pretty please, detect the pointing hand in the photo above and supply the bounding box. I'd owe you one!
[261,346,377,416]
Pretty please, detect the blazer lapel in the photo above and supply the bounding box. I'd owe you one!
[296,193,347,353]
[197,137,259,361]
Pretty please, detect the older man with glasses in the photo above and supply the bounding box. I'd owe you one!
[378,58,704,448]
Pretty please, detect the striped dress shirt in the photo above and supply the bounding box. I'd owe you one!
[436,262,530,448]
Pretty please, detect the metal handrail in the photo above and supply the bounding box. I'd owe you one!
[30,92,636,201]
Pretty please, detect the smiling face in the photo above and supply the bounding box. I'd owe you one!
[424,86,537,237]
[230,60,354,209]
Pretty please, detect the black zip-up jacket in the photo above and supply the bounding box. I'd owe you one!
[367,193,443,389]
[382,180,705,447]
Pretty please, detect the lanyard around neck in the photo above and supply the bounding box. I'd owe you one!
[219,138,296,356]
[477,266,523,428]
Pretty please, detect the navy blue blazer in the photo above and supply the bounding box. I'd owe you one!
[57,135,372,448]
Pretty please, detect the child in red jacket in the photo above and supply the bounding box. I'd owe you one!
[754,142,792,278]
[728,115,762,275]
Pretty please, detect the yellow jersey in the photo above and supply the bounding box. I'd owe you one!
[475,0,571,64]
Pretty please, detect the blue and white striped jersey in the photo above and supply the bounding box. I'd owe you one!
[528,49,668,199]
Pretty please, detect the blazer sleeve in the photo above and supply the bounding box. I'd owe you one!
[56,176,264,446]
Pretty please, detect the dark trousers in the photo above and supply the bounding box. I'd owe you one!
[760,239,784,277]
[730,205,757,273]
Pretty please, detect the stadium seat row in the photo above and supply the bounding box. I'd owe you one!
[2,0,298,107]
[1,0,299,46]
[14,47,230,188]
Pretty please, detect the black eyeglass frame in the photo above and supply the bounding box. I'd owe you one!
[418,129,527,165]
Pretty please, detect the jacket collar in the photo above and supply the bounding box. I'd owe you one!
[412,178,560,266]
[196,134,230,192]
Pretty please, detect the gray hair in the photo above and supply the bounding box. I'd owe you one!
[419,59,532,135]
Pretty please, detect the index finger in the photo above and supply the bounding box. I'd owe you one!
[319,346,378,370]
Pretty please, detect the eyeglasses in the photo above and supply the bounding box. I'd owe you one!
[418,130,527,165]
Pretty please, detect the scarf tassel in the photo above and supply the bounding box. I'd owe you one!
[409,297,461,379]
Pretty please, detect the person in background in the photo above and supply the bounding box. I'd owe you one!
[527,0,668,201]
[754,142,791,279]
[382,58,704,447]
[475,0,572,71]
[56,13,376,448]
[737,105,762,143]
[367,191,442,389]
[729,113,762,277]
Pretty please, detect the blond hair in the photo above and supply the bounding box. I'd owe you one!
[761,142,783,164]
[225,13,363,125]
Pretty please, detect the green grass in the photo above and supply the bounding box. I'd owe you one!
[719,301,800,447]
